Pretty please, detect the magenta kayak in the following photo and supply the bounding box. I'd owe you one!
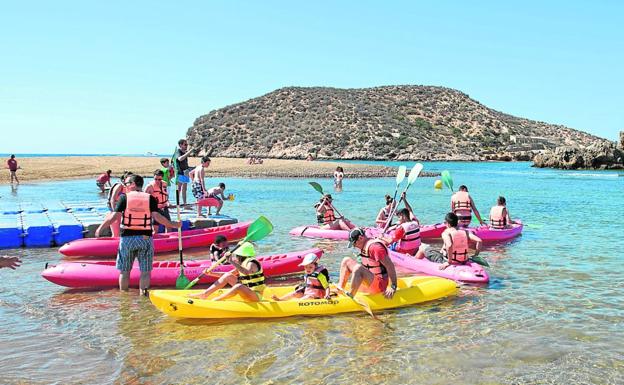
[289,225,384,240]
[59,222,251,258]
[389,250,489,284]
[42,248,323,288]
[416,221,523,243]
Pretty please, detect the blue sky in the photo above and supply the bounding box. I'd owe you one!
[1,1,622,154]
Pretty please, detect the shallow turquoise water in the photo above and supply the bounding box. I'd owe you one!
[0,162,622,384]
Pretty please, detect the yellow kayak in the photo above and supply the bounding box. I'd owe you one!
[149,275,457,319]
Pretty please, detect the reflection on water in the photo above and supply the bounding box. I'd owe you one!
[0,162,623,384]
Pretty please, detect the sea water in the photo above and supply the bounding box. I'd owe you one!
[0,161,622,384]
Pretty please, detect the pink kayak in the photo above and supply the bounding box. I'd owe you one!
[59,222,251,258]
[389,250,489,284]
[42,248,323,288]
[289,225,381,240]
[416,221,523,243]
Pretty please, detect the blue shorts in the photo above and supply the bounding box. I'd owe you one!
[116,235,154,272]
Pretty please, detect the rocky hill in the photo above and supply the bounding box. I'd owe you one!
[186,86,608,161]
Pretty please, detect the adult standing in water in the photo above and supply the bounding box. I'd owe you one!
[334,166,344,191]
[450,185,484,227]
[96,169,112,192]
[6,155,19,184]
[174,139,193,205]
[96,174,181,295]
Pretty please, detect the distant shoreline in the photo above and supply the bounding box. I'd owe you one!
[0,156,439,184]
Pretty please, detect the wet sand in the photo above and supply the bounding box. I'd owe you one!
[1,156,438,184]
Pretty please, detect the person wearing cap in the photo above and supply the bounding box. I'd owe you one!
[188,242,265,302]
[315,194,355,231]
[382,192,421,256]
[338,228,398,299]
[271,253,330,301]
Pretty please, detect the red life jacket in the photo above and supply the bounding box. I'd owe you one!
[449,229,469,264]
[489,206,507,229]
[121,191,152,231]
[397,221,421,251]
[303,265,329,298]
[318,206,336,225]
[359,240,389,277]
[148,180,169,208]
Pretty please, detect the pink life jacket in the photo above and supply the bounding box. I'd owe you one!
[449,229,469,264]
[396,221,421,251]
[489,205,507,229]
[121,191,152,231]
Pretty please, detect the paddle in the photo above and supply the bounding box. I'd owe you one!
[441,170,453,192]
[331,284,393,329]
[383,163,424,232]
[382,166,407,229]
[470,255,490,267]
[183,216,273,289]
[309,182,345,218]
[175,188,190,289]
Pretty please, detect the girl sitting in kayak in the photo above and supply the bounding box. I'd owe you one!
[210,235,229,262]
[489,196,515,229]
[188,242,265,302]
[315,194,355,231]
[272,253,331,301]
[375,194,396,228]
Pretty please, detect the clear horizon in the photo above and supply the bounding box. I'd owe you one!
[1,1,622,154]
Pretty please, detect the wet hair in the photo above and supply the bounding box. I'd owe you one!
[215,235,227,244]
[160,157,169,165]
[497,196,506,205]
[218,182,225,189]
[396,208,410,218]
[106,169,112,174]
[154,169,164,177]
[445,212,459,227]
[178,139,188,146]
[385,194,394,205]
[201,156,211,163]
[126,174,144,189]
[459,185,468,192]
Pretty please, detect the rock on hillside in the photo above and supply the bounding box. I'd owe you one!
[186,86,608,161]
[533,131,624,170]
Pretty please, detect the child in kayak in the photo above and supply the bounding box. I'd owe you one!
[439,212,482,270]
[489,196,515,229]
[272,253,331,301]
[315,194,355,231]
[188,242,265,302]
[375,194,396,228]
[210,235,229,262]
[205,182,227,215]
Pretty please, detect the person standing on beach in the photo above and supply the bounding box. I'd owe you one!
[174,139,193,205]
[7,155,19,184]
[96,170,112,192]
[451,185,484,227]
[95,174,181,295]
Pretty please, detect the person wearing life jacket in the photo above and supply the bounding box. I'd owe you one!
[439,212,482,270]
[95,174,181,295]
[96,169,112,192]
[375,194,396,228]
[144,169,171,234]
[489,196,514,229]
[382,192,422,255]
[337,228,398,298]
[272,253,331,301]
[210,235,229,263]
[450,185,484,227]
[188,242,265,302]
[315,194,355,231]
[106,171,133,237]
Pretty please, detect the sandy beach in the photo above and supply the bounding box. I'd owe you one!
[1,156,438,184]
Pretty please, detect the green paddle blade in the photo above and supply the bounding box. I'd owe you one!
[243,215,274,242]
[396,165,407,185]
[441,170,453,191]
[309,182,324,195]
[470,255,490,267]
[407,163,424,185]
[175,269,191,289]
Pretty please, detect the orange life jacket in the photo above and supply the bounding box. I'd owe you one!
[121,191,152,231]
[489,205,507,229]
[148,180,169,208]
[317,206,336,225]
[397,221,421,251]
[359,240,388,277]
[449,229,469,264]
[303,265,329,298]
